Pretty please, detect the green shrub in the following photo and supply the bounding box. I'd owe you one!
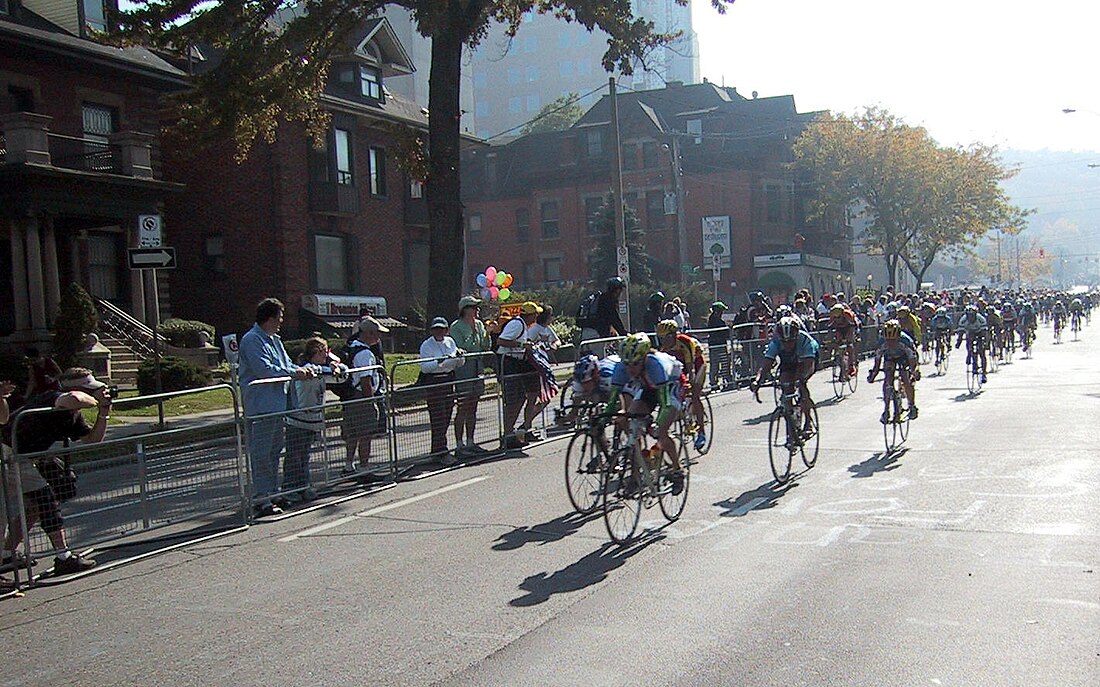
[136,356,211,395]
[157,318,216,348]
[52,282,98,369]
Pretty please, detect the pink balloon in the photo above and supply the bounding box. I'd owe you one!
[486,266,497,283]
[489,285,499,299]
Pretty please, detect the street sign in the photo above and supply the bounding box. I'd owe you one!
[222,334,239,366]
[128,247,176,270]
[617,245,630,279]
[138,214,162,247]
[711,253,721,280]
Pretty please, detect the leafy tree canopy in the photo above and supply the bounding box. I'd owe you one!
[587,194,652,286]
[521,92,585,136]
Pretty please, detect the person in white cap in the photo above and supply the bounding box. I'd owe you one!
[450,296,490,457]
[419,317,464,463]
[1,367,112,575]
[342,316,389,478]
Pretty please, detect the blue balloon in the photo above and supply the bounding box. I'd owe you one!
[481,287,492,300]
[476,274,488,287]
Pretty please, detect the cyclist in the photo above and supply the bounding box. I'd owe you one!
[867,319,919,422]
[929,306,953,365]
[749,316,819,435]
[1018,301,1037,351]
[827,302,860,381]
[1001,300,1018,351]
[895,305,923,350]
[604,333,685,494]
[986,304,1004,361]
[918,302,937,354]
[656,319,708,450]
[955,305,989,383]
[1070,297,1084,333]
[1052,299,1067,335]
[570,353,618,405]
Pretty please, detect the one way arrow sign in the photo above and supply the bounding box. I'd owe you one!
[128,247,177,270]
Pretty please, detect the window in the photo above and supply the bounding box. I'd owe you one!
[522,261,536,288]
[621,143,637,170]
[204,235,226,274]
[557,34,570,49]
[515,207,529,243]
[540,200,559,239]
[508,97,522,114]
[475,101,490,118]
[7,86,33,113]
[334,128,353,185]
[87,232,123,302]
[623,192,638,212]
[687,118,702,144]
[0,0,9,15]
[525,65,540,82]
[83,0,107,34]
[526,94,540,112]
[641,141,659,168]
[369,147,386,196]
[82,103,116,143]
[586,130,603,158]
[646,190,666,230]
[467,214,482,246]
[315,234,350,292]
[507,68,521,85]
[543,257,562,284]
[474,72,487,89]
[360,66,382,100]
[766,184,782,223]
[409,179,424,199]
[577,60,592,76]
[584,196,604,235]
[526,35,539,52]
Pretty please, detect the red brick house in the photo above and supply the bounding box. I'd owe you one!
[0,0,187,347]
[462,81,852,306]
[165,16,478,341]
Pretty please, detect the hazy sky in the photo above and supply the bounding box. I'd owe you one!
[692,0,1100,153]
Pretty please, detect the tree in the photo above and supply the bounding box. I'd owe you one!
[792,107,1028,286]
[587,195,652,286]
[521,92,584,136]
[116,1,734,320]
[53,282,98,369]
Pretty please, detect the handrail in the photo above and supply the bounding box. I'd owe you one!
[96,298,155,358]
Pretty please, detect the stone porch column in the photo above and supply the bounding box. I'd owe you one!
[24,216,47,331]
[8,219,30,331]
[42,215,61,325]
[0,112,52,165]
[108,131,155,179]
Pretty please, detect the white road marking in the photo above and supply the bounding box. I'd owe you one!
[278,476,491,542]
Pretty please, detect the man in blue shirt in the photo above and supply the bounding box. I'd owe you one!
[750,316,819,433]
[238,298,314,516]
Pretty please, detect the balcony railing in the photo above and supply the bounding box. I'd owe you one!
[0,132,6,163]
[47,133,121,174]
[309,179,359,215]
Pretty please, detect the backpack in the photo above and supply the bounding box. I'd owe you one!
[576,291,601,328]
[328,341,368,401]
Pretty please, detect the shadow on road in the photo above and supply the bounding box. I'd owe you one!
[815,396,845,408]
[848,448,909,478]
[492,510,602,551]
[714,480,798,518]
[509,535,663,607]
[952,391,983,402]
[742,411,773,426]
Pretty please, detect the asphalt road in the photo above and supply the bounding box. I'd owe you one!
[2,324,1097,687]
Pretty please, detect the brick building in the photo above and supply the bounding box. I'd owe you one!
[462,81,853,306]
[0,0,187,347]
[165,16,477,340]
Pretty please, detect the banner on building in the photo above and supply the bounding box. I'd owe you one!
[701,215,732,269]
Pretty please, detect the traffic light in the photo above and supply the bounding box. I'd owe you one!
[1039,248,1045,258]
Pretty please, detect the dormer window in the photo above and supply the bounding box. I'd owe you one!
[360,66,381,101]
[0,0,10,16]
[83,0,108,34]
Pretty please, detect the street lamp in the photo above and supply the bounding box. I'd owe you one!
[866,274,873,292]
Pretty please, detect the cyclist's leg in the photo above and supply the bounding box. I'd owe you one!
[881,365,895,421]
[655,404,681,471]
[901,365,916,410]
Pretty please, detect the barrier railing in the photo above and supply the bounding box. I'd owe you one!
[245,365,392,508]
[1,384,245,587]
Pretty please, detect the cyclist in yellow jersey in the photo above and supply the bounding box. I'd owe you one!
[656,319,708,450]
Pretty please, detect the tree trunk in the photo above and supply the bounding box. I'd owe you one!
[425,18,466,323]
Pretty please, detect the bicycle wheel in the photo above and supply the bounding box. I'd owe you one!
[565,430,603,515]
[899,397,911,443]
[920,345,932,366]
[694,393,715,456]
[658,438,690,521]
[830,359,844,399]
[602,448,642,544]
[847,357,859,393]
[799,403,820,469]
[966,363,978,394]
[768,409,793,485]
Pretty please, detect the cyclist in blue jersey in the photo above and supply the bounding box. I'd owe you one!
[955,305,989,383]
[867,319,920,422]
[750,316,819,433]
[604,333,686,494]
[570,353,618,404]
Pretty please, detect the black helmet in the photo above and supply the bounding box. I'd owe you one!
[648,290,666,305]
[606,276,626,290]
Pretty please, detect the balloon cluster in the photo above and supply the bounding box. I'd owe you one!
[476,265,514,301]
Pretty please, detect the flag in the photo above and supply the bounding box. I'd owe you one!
[527,347,559,405]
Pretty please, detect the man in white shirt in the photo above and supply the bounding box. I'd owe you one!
[497,302,545,448]
[419,317,464,461]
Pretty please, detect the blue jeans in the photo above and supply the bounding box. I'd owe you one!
[283,426,316,491]
[247,416,285,500]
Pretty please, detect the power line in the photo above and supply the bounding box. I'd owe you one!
[484,83,607,142]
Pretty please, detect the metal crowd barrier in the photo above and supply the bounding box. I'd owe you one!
[1,384,246,587]
[245,365,393,505]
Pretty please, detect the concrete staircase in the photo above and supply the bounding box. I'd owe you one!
[102,337,145,388]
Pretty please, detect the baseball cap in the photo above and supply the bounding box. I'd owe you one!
[520,301,543,315]
[358,316,389,333]
[59,370,107,391]
[430,317,449,329]
[458,296,481,310]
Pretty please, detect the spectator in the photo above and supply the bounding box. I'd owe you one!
[817,293,837,316]
[672,297,690,329]
[343,316,388,479]
[583,277,627,342]
[706,301,733,389]
[419,318,463,463]
[284,337,344,503]
[450,296,490,458]
[528,304,561,350]
[1,369,111,574]
[874,294,889,323]
[642,291,665,334]
[497,302,545,448]
[24,348,61,400]
[238,298,313,516]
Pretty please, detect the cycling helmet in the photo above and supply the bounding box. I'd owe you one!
[648,291,666,306]
[829,303,846,316]
[619,333,651,363]
[711,301,728,311]
[935,306,947,315]
[883,320,902,339]
[896,304,911,316]
[776,304,793,318]
[750,290,766,302]
[606,276,626,290]
[572,354,599,383]
[965,304,978,313]
[777,316,801,342]
[655,319,680,337]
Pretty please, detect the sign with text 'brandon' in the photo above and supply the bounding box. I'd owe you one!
[701,215,732,269]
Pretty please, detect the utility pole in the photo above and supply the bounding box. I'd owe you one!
[609,76,631,329]
[670,134,689,288]
[995,231,1003,285]
[1015,235,1021,288]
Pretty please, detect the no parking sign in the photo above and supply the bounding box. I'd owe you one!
[222,334,239,366]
